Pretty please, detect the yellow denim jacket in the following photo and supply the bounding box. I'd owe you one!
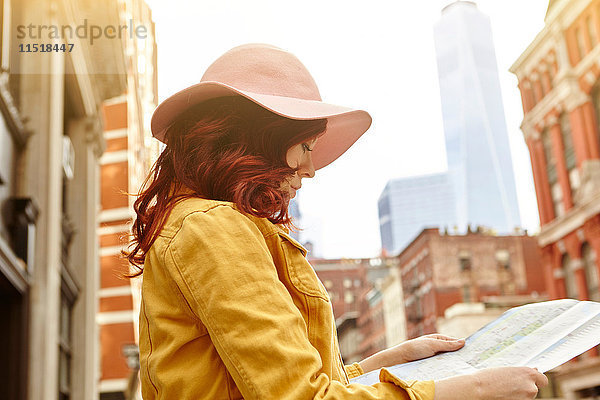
[139,195,435,399]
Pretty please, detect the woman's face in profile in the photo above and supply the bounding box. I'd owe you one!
[282,136,319,198]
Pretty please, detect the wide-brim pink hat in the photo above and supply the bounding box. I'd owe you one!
[150,43,372,170]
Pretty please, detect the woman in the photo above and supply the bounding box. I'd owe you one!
[125,43,548,399]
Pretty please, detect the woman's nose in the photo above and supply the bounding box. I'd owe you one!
[298,156,315,178]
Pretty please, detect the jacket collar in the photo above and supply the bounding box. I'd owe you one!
[166,184,307,255]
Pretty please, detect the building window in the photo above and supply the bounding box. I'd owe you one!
[495,250,510,269]
[542,129,562,217]
[344,291,354,304]
[582,243,599,301]
[560,114,577,171]
[1,0,22,111]
[459,250,474,302]
[496,250,515,295]
[560,113,579,197]
[343,278,352,289]
[0,272,27,399]
[5,198,39,268]
[58,288,74,400]
[562,254,579,299]
[592,84,600,150]
[459,252,472,271]
[324,280,333,289]
[542,129,557,184]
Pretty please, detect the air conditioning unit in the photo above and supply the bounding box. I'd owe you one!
[62,136,75,180]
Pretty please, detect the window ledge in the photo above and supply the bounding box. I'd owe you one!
[0,72,29,148]
[0,236,29,293]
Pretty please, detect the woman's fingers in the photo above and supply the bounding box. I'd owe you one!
[532,368,549,388]
[429,336,465,352]
[479,367,547,399]
[422,334,461,341]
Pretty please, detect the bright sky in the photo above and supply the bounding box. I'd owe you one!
[145,0,549,259]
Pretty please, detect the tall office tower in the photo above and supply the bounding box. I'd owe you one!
[434,1,521,232]
[378,173,456,255]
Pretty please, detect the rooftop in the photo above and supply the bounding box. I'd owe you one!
[441,0,478,14]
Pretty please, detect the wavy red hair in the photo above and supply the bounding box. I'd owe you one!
[123,96,327,276]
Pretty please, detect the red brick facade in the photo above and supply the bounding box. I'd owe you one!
[511,0,600,305]
[98,99,137,393]
[311,259,367,320]
[399,229,546,339]
[510,0,600,393]
[312,258,391,360]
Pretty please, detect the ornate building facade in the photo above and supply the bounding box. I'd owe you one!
[97,1,159,399]
[510,0,600,397]
[0,0,129,399]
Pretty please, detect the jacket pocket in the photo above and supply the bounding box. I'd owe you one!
[278,232,330,302]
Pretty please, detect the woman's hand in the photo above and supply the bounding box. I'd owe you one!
[358,334,465,373]
[390,334,466,364]
[434,367,549,400]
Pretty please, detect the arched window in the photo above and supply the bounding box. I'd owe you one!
[562,253,578,299]
[592,83,600,151]
[560,113,579,194]
[543,129,562,217]
[582,243,600,301]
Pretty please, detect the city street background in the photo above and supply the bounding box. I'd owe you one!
[146,0,548,258]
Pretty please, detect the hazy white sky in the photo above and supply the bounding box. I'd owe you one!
[146,0,549,259]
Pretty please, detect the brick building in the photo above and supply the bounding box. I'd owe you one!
[381,265,407,348]
[399,228,546,339]
[0,0,133,398]
[357,285,386,359]
[311,258,366,320]
[510,0,600,397]
[97,1,159,399]
[510,0,600,304]
[311,257,393,362]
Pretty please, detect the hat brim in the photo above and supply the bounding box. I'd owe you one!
[150,81,372,170]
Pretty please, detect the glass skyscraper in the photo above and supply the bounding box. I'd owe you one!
[378,1,522,255]
[433,1,521,232]
[379,173,456,255]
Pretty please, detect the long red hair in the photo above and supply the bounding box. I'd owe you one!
[123,96,327,276]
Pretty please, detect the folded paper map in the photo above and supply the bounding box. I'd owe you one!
[350,299,600,385]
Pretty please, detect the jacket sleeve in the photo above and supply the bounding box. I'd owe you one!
[164,205,435,400]
[345,363,364,380]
